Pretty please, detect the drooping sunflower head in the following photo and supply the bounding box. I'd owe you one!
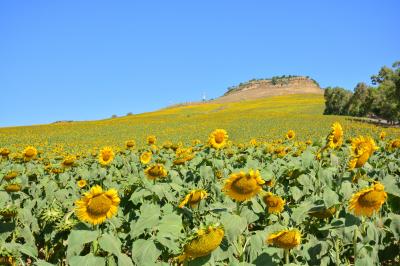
[179,189,207,208]
[147,135,157,145]
[140,151,152,164]
[77,179,87,188]
[178,224,224,262]
[263,192,285,214]
[4,183,22,193]
[22,146,37,160]
[285,130,295,140]
[98,147,114,166]
[348,182,387,217]
[267,229,301,249]
[379,131,386,140]
[348,136,378,170]
[208,129,228,149]
[223,169,265,202]
[144,164,168,180]
[308,205,337,219]
[62,155,76,167]
[75,185,120,225]
[125,140,136,149]
[173,147,195,165]
[305,139,312,146]
[3,171,18,181]
[326,122,343,149]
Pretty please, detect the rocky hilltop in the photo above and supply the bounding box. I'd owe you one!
[213,76,323,103]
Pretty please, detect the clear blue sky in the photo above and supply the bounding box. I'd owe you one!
[0,1,399,127]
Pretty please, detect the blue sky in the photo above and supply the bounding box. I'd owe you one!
[0,1,399,127]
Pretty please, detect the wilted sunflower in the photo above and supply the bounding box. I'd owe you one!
[208,129,228,149]
[147,135,157,145]
[263,192,285,214]
[348,136,378,170]
[98,147,114,166]
[125,140,136,149]
[144,164,168,180]
[326,122,343,149]
[267,229,301,249]
[348,182,387,217]
[285,130,295,140]
[62,155,76,167]
[379,131,386,140]
[22,146,37,161]
[178,225,224,262]
[223,169,265,201]
[77,179,87,188]
[140,151,152,164]
[179,189,207,208]
[75,185,120,225]
[388,139,400,151]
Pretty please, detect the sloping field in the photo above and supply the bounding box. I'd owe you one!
[0,94,399,155]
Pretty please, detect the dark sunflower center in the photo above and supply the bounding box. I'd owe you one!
[25,149,35,157]
[232,176,258,194]
[214,133,225,144]
[87,194,112,216]
[102,152,111,161]
[358,190,384,207]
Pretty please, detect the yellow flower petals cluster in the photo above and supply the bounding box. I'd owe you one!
[267,229,301,249]
[144,164,168,180]
[263,192,285,214]
[223,169,265,201]
[179,189,207,208]
[208,129,228,149]
[326,122,343,149]
[98,147,114,166]
[23,146,38,161]
[349,182,387,217]
[140,151,152,164]
[75,185,120,225]
[348,136,378,170]
[146,135,157,145]
[285,130,295,140]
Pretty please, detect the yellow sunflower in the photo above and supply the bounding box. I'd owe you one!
[147,135,157,145]
[179,189,207,208]
[263,192,285,214]
[348,182,387,217]
[62,155,76,167]
[267,229,301,249]
[208,129,228,149]
[75,185,120,225]
[144,164,168,180]
[22,146,37,161]
[326,122,343,149]
[125,140,136,149]
[388,139,400,151]
[77,179,87,188]
[348,136,378,170]
[178,225,224,262]
[0,148,11,157]
[305,139,312,146]
[98,147,114,166]
[222,169,265,201]
[379,131,386,140]
[3,171,18,181]
[285,130,295,140]
[140,151,152,164]
[173,147,195,165]
[5,184,22,193]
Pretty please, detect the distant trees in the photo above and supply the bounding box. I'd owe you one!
[323,61,400,124]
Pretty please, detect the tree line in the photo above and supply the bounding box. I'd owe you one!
[324,61,400,124]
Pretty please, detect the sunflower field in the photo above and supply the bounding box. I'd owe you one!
[1,124,400,266]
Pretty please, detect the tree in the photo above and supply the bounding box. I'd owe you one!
[346,82,373,117]
[323,87,352,115]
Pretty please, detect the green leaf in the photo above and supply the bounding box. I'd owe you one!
[323,187,339,208]
[221,213,247,242]
[98,233,121,256]
[67,229,99,260]
[69,254,106,266]
[381,175,400,197]
[157,213,182,238]
[130,203,160,239]
[36,260,56,266]
[117,254,134,266]
[389,213,400,240]
[131,239,161,265]
[19,243,38,258]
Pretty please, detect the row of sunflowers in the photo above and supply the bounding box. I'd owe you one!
[0,124,400,265]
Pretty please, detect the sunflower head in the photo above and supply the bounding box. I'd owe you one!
[62,155,76,167]
[0,207,18,218]
[140,151,152,164]
[125,140,136,149]
[144,164,168,180]
[379,131,386,140]
[305,139,312,146]
[178,224,224,262]
[208,129,228,149]
[173,147,195,165]
[348,136,378,170]
[75,185,120,225]
[3,171,18,181]
[285,130,295,140]
[326,122,343,149]
[0,148,11,157]
[348,182,387,217]
[4,184,21,193]
[77,179,87,188]
[22,146,37,160]
[223,169,265,202]
[179,189,207,208]
[388,139,400,151]
[147,135,157,145]
[267,229,301,249]
[98,147,114,166]
[263,192,285,214]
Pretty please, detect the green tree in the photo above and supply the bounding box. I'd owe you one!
[323,87,352,115]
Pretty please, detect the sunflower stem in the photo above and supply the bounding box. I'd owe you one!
[334,237,341,266]
[284,249,290,264]
[353,226,358,263]
[235,201,241,216]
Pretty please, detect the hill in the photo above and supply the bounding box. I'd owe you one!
[1,94,398,156]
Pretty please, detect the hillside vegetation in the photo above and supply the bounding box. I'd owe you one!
[0,94,398,157]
